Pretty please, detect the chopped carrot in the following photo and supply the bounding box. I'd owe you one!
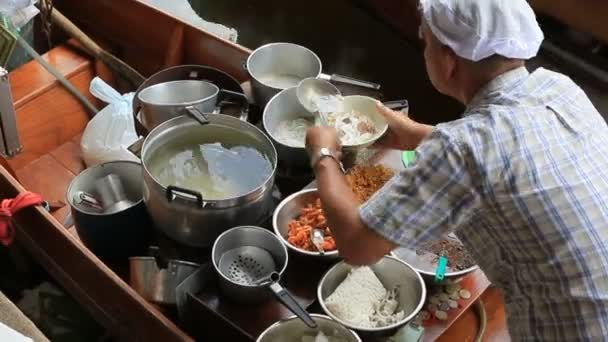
[286,197,337,252]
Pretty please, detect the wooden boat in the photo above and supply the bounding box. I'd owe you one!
[0,1,509,341]
[352,0,608,45]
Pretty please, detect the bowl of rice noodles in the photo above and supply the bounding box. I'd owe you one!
[263,88,388,169]
[329,95,388,152]
[317,256,426,337]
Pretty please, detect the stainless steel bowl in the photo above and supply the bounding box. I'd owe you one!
[317,256,426,337]
[391,242,479,284]
[273,188,340,259]
[262,86,311,169]
[257,314,361,342]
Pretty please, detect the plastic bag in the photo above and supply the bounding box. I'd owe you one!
[80,77,140,167]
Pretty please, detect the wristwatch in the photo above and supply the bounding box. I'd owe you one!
[311,148,345,173]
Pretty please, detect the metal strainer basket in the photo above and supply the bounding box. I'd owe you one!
[212,226,317,328]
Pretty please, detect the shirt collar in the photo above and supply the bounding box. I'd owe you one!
[465,66,530,112]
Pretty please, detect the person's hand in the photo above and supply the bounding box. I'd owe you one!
[305,126,342,159]
[374,101,432,150]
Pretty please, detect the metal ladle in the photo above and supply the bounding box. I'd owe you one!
[296,78,342,126]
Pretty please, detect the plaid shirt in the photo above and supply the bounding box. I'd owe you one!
[360,67,608,341]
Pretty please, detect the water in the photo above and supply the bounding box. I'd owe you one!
[258,73,302,89]
[189,0,464,124]
[147,128,273,200]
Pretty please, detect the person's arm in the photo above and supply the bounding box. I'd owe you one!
[307,126,481,265]
[374,102,435,150]
[314,157,396,265]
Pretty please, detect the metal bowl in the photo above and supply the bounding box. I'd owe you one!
[317,256,426,337]
[391,235,479,284]
[257,314,361,342]
[273,188,340,259]
[262,86,311,170]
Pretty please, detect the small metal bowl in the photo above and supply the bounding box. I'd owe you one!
[273,188,340,259]
[257,314,361,342]
[317,256,426,337]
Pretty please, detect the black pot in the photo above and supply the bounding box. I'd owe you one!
[67,161,152,261]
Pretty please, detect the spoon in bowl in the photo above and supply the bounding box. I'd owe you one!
[297,78,342,126]
[311,228,326,255]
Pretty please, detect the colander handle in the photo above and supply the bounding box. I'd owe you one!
[269,282,317,329]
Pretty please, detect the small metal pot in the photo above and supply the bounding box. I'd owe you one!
[246,42,380,107]
[66,161,152,260]
[139,114,277,247]
[137,79,248,130]
[257,314,361,342]
[212,226,317,328]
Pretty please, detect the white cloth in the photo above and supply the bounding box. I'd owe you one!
[420,0,544,62]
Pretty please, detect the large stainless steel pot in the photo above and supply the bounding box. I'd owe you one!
[140,114,277,247]
[246,42,381,107]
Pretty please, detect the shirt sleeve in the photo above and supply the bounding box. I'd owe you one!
[359,129,480,249]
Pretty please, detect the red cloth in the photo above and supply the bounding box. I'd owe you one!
[0,192,44,246]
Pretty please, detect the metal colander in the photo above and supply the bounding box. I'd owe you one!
[212,226,317,328]
[218,246,276,285]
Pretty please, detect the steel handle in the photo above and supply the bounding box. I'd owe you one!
[166,186,204,207]
[323,73,381,90]
[269,282,317,329]
[383,99,409,113]
[127,137,144,158]
[184,106,210,125]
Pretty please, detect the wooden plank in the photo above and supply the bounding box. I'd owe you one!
[8,69,94,170]
[10,44,92,108]
[50,140,86,176]
[531,0,608,44]
[0,166,193,342]
[54,0,251,80]
[15,154,75,224]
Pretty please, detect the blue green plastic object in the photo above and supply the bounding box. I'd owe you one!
[402,150,416,167]
[434,255,448,283]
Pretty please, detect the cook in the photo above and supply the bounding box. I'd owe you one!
[305,0,608,340]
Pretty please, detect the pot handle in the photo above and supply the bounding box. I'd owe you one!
[383,99,409,113]
[184,106,210,125]
[166,186,204,207]
[215,89,250,122]
[127,137,145,158]
[321,73,381,90]
[268,282,317,329]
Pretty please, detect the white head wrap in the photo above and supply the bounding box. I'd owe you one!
[420,0,544,62]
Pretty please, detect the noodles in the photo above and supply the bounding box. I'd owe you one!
[326,110,377,146]
[275,118,316,147]
[274,95,378,148]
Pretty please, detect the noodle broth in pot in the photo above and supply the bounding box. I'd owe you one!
[263,87,312,170]
[140,114,277,247]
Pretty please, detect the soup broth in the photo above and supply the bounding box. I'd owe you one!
[147,126,273,200]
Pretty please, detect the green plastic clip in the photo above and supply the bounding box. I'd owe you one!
[434,255,448,283]
[402,150,416,167]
